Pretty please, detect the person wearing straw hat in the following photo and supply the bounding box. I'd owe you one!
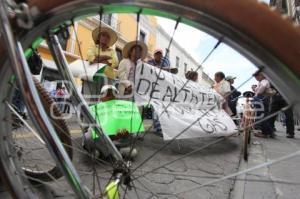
[88,27,119,70]
[117,40,148,97]
[83,26,119,103]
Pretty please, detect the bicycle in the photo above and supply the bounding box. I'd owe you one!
[0,0,300,198]
[239,91,255,161]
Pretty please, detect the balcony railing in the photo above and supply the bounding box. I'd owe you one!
[91,14,121,32]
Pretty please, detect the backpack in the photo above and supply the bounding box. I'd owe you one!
[28,49,43,75]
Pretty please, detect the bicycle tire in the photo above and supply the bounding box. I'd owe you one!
[1,0,298,110]
[19,0,300,76]
[1,0,300,198]
[243,128,249,161]
[22,77,73,182]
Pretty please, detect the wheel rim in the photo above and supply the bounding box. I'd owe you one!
[0,1,300,198]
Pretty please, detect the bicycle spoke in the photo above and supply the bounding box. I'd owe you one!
[6,101,45,144]
[132,103,292,181]
[127,15,181,161]
[136,36,224,142]
[125,9,145,163]
[71,19,93,97]
[240,105,292,131]
[134,177,160,198]
[24,174,75,195]
[131,74,254,174]
[174,149,300,195]
[131,181,141,199]
[132,134,235,181]
[1,2,299,198]
[136,169,300,185]
[122,185,128,199]
[92,143,103,195]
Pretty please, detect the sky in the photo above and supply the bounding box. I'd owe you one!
[157,0,270,92]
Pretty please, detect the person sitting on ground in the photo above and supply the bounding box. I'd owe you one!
[213,71,233,116]
[82,85,138,159]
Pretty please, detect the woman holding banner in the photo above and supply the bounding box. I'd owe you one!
[117,40,148,98]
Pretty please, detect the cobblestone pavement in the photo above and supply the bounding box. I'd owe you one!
[231,123,300,199]
[1,119,243,199]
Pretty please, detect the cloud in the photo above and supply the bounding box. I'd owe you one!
[157,17,212,62]
[157,17,258,92]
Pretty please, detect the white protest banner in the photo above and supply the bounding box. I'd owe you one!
[151,100,237,140]
[134,62,222,109]
[134,62,237,140]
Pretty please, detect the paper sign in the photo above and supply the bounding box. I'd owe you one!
[89,100,144,137]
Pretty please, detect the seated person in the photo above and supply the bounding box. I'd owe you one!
[82,85,138,160]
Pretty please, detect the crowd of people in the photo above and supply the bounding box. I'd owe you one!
[251,71,295,139]
[80,26,297,159]
[211,70,295,139]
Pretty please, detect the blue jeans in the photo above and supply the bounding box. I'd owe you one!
[253,95,273,135]
[152,111,162,131]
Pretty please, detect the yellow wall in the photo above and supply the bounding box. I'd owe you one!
[38,47,77,63]
[117,14,138,42]
[74,24,95,60]
[117,14,157,55]
[39,14,158,62]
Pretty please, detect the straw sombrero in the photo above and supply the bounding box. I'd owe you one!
[92,27,118,47]
[122,41,148,60]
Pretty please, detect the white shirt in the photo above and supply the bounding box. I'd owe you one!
[214,79,231,97]
[117,58,136,95]
[255,79,270,96]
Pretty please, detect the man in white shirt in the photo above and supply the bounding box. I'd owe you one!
[252,71,274,138]
[255,77,270,97]
[214,72,231,97]
[213,72,232,115]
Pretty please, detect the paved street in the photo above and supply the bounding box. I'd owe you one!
[231,123,300,199]
[1,118,299,198]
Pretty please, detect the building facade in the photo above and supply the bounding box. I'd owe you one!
[38,13,214,87]
[155,26,214,86]
[270,0,300,23]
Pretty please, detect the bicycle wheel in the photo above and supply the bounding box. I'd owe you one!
[1,0,300,198]
[243,128,250,161]
[3,76,73,182]
[21,77,73,182]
